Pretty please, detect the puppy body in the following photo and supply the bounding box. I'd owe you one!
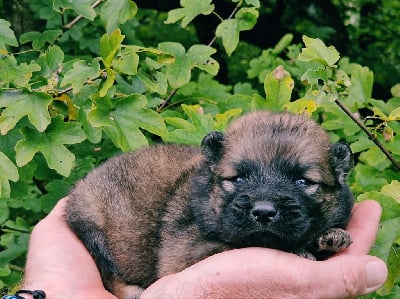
[65,111,354,298]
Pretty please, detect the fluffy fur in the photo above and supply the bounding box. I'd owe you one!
[65,111,354,299]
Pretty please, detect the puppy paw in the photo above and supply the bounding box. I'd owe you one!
[295,249,316,260]
[317,228,352,252]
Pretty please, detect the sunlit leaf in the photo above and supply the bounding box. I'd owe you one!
[0,19,18,54]
[0,91,52,134]
[163,104,214,145]
[298,35,340,67]
[216,7,258,56]
[15,116,86,176]
[53,0,96,21]
[165,0,214,28]
[61,58,100,93]
[159,42,219,89]
[262,65,294,110]
[100,0,138,33]
[0,56,41,88]
[89,94,167,151]
[0,151,19,198]
[19,30,62,50]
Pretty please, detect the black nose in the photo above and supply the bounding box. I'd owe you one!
[251,202,278,224]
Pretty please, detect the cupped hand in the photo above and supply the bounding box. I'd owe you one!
[141,200,387,299]
[22,199,387,299]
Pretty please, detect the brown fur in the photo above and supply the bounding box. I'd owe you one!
[65,111,354,299]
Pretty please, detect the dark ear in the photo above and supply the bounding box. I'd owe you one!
[330,143,353,183]
[201,131,225,168]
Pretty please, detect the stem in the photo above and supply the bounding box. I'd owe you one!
[63,0,103,29]
[9,264,24,273]
[158,89,177,113]
[334,98,400,171]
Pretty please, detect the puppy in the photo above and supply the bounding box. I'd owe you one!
[65,111,354,299]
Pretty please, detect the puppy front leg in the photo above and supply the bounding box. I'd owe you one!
[317,228,352,253]
[295,248,316,260]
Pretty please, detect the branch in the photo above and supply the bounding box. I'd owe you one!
[334,98,400,171]
[63,0,103,29]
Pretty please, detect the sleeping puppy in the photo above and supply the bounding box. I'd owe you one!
[65,111,354,299]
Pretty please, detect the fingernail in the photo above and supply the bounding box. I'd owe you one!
[365,259,388,291]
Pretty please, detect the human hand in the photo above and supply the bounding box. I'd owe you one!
[22,199,387,299]
[141,200,387,299]
[22,198,117,299]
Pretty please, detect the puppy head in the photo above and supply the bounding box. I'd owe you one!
[191,111,354,251]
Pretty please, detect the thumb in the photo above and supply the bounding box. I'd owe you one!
[310,255,388,298]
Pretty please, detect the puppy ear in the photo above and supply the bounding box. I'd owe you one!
[330,143,353,183]
[201,131,225,167]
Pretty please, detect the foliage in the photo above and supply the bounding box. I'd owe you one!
[0,0,399,297]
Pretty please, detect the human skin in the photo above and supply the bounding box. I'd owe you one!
[22,198,387,299]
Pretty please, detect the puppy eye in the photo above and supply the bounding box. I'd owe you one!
[226,176,245,184]
[296,178,313,187]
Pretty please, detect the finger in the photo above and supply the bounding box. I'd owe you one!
[344,200,382,255]
[311,255,388,298]
[142,248,388,299]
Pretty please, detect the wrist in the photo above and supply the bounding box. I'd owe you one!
[2,290,46,299]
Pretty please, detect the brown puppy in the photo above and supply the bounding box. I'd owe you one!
[65,111,354,299]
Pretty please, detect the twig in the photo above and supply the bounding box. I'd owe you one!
[9,264,24,273]
[157,89,177,113]
[334,98,400,171]
[63,0,103,29]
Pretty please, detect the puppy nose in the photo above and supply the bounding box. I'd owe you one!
[251,201,278,223]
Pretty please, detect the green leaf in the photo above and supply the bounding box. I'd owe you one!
[272,33,293,55]
[216,8,258,56]
[216,19,239,57]
[0,91,52,134]
[0,19,18,53]
[159,42,191,89]
[163,104,214,145]
[214,108,242,132]
[390,83,400,98]
[186,45,219,75]
[159,42,219,89]
[244,0,260,7]
[53,0,96,21]
[100,29,125,67]
[137,71,168,95]
[0,151,19,198]
[61,58,101,93]
[100,0,138,33]
[262,65,294,109]
[113,48,139,76]
[381,180,400,202]
[236,7,259,31]
[388,106,400,121]
[346,65,373,107]
[15,116,86,177]
[37,45,64,77]
[0,233,29,266]
[129,46,175,65]
[301,67,328,86]
[298,35,340,67]
[284,98,318,116]
[372,218,400,296]
[0,201,10,223]
[0,56,41,88]
[165,0,214,28]
[19,30,62,50]
[89,95,167,151]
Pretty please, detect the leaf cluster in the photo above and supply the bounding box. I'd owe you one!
[0,1,399,297]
